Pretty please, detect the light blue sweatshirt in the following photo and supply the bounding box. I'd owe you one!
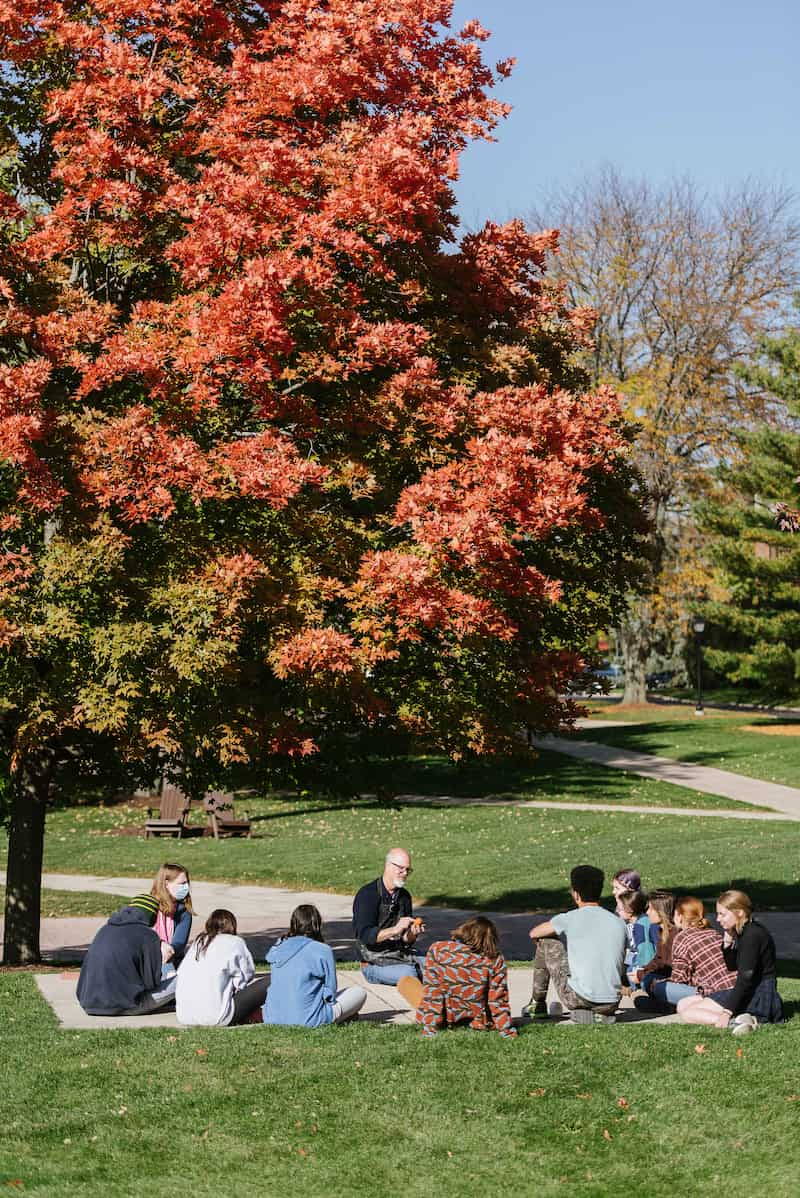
[263,935,337,1028]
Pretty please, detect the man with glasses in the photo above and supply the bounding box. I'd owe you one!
[352,847,426,985]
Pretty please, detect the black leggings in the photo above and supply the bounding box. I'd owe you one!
[230,974,270,1025]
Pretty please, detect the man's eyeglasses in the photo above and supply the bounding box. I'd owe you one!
[388,860,412,874]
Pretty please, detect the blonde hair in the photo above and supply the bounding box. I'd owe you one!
[717,889,752,934]
[150,862,194,916]
[674,896,709,930]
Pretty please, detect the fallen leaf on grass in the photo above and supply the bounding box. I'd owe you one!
[694,1044,707,1054]
[196,1048,208,1057]
[736,1048,743,1059]
[602,1129,612,1142]
[785,1095,800,1102]
[577,1093,592,1100]
[616,1097,629,1109]
[528,1088,546,1097]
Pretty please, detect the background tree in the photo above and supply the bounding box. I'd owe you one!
[698,310,800,699]
[0,0,646,962]
[529,169,800,701]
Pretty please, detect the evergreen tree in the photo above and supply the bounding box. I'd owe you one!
[698,309,800,698]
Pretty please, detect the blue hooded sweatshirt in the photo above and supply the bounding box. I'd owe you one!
[263,935,337,1027]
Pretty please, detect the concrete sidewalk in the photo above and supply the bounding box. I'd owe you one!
[5,872,800,963]
[35,968,680,1031]
[530,731,800,819]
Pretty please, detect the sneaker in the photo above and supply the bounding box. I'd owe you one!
[593,1011,617,1025]
[568,1008,595,1024]
[521,1000,548,1020]
[730,1013,759,1036]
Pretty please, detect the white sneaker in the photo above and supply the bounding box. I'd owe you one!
[730,1013,758,1036]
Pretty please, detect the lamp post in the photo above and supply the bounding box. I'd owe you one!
[692,616,706,716]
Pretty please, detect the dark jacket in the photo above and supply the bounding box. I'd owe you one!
[77,906,163,1015]
[352,877,413,964]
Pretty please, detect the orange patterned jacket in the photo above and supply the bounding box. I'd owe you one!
[416,939,517,1038]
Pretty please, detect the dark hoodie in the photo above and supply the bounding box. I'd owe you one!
[77,906,163,1015]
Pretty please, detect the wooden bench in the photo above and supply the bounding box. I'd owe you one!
[204,791,251,838]
[144,783,191,838]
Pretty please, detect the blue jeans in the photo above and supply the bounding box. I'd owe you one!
[639,977,698,1008]
[361,955,426,986]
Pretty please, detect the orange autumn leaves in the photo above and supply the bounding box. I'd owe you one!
[0,0,642,764]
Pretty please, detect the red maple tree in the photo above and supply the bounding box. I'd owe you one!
[0,0,645,960]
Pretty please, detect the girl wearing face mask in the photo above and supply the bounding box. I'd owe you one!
[150,862,194,976]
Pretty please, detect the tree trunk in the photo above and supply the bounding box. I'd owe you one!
[618,600,652,706]
[2,746,55,965]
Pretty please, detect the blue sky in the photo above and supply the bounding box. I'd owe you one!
[449,0,800,230]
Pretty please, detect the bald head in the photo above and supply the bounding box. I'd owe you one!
[383,847,412,891]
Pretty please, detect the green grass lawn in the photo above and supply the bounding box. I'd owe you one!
[5,790,800,911]
[2,971,799,1198]
[580,704,800,787]
[0,888,128,918]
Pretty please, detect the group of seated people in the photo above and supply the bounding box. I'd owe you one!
[76,853,785,1037]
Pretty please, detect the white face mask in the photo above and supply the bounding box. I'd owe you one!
[168,881,190,901]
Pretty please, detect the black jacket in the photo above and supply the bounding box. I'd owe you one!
[77,906,163,1015]
[352,877,413,962]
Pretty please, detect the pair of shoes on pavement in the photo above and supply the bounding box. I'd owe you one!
[569,1008,616,1025]
[730,1013,759,1036]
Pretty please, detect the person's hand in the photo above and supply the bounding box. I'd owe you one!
[715,1009,731,1029]
[160,942,175,964]
[394,916,414,938]
[405,917,424,942]
[631,969,642,985]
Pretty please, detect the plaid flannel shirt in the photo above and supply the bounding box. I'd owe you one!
[670,927,736,994]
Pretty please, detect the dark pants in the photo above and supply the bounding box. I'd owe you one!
[530,939,618,1016]
[230,974,271,1025]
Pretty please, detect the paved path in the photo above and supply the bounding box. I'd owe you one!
[35,969,680,1031]
[395,795,792,821]
[4,872,800,964]
[531,723,800,819]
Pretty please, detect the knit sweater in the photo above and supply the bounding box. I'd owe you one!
[416,939,517,1038]
[721,920,777,1015]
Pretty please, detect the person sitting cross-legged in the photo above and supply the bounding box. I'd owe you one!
[352,847,426,985]
[524,864,627,1025]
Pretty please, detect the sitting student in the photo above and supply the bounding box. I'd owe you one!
[524,864,627,1025]
[618,889,658,987]
[677,890,784,1034]
[397,916,516,1039]
[77,894,177,1016]
[149,862,194,979]
[612,868,642,914]
[176,909,269,1026]
[631,889,676,998]
[643,895,736,1008]
[263,905,367,1028]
